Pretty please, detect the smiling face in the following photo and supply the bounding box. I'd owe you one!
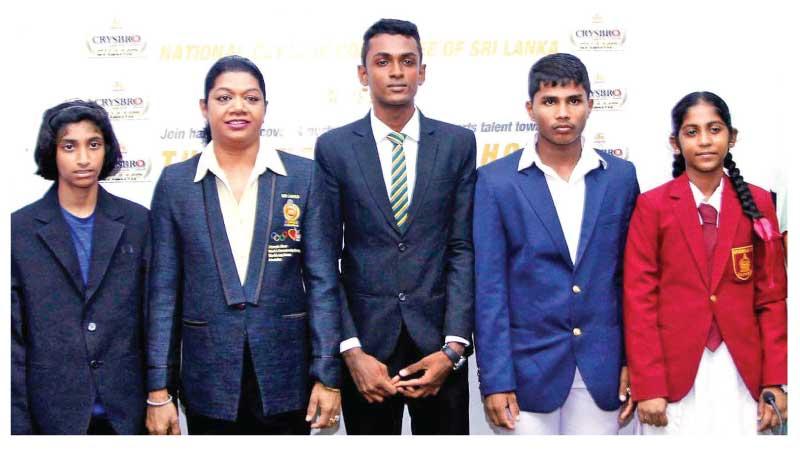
[526,81,592,150]
[358,33,426,114]
[200,70,266,148]
[55,119,105,190]
[671,100,737,178]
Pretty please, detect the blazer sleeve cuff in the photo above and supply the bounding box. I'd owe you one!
[147,367,170,392]
[311,356,342,389]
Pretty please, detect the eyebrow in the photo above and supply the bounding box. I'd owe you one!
[212,87,262,94]
[373,52,418,59]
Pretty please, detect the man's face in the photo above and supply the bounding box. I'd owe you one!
[526,81,592,149]
[358,33,425,110]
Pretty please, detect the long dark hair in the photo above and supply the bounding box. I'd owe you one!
[670,91,763,221]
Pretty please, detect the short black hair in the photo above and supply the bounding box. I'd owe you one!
[34,99,121,181]
[361,18,422,66]
[528,53,590,100]
[202,55,267,144]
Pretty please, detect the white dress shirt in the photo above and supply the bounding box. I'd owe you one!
[517,133,607,264]
[193,139,287,285]
[689,178,722,226]
[339,109,469,354]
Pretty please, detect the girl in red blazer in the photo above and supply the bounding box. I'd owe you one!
[623,92,787,434]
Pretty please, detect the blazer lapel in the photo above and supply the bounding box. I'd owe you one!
[352,115,402,234]
[401,114,440,236]
[670,174,710,288]
[710,176,742,292]
[573,165,609,269]
[517,164,573,268]
[85,187,125,301]
[34,186,85,296]
[202,175,248,306]
[243,169,277,305]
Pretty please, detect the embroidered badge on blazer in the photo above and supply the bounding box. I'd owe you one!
[731,245,754,281]
[283,198,301,227]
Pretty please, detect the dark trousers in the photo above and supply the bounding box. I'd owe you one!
[186,343,310,435]
[341,326,469,435]
[87,416,116,435]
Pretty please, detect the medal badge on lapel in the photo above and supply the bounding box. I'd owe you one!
[731,245,754,281]
[283,198,301,227]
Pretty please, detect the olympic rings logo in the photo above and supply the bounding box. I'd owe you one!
[271,228,301,242]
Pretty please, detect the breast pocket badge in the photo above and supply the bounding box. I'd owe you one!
[731,245,753,281]
[283,198,301,227]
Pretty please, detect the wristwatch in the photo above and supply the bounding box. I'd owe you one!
[441,344,467,371]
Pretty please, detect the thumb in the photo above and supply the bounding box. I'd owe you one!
[306,390,319,422]
[508,393,521,421]
[398,360,424,378]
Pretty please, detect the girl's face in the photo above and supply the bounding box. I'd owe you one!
[671,101,737,177]
[55,119,105,190]
[200,71,265,148]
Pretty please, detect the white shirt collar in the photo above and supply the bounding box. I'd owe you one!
[689,177,723,212]
[193,139,287,183]
[370,107,421,144]
[517,131,607,176]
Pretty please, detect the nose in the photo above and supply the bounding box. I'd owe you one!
[556,101,569,120]
[232,95,246,112]
[698,129,712,146]
[76,146,90,166]
[389,60,403,78]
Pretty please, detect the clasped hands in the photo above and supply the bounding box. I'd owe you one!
[343,344,462,403]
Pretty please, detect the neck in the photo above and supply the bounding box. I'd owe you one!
[536,137,582,180]
[213,138,259,170]
[686,168,723,199]
[58,182,98,218]
[373,103,415,133]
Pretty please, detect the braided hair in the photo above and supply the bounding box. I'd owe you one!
[670,91,763,221]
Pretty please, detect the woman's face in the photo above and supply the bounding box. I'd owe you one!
[201,71,265,147]
[671,101,736,177]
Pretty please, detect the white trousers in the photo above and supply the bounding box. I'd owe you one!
[636,342,758,435]
[491,368,622,435]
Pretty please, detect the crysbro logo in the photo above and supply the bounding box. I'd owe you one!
[90,83,149,120]
[571,16,625,51]
[590,87,627,111]
[86,21,146,57]
[592,132,629,160]
[103,147,152,183]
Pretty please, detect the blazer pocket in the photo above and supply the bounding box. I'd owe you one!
[182,318,208,327]
[282,312,307,320]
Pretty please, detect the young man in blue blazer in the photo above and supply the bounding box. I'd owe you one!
[473,53,639,434]
[11,100,150,434]
[313,19,476,435]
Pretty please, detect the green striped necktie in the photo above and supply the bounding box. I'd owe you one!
[387,131,409,230]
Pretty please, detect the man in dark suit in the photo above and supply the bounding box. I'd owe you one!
[313,18,476,435]
[11,100,150,434]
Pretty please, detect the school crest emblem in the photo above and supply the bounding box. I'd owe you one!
[731,245,753,281]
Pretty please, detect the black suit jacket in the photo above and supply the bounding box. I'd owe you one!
[11,185,149,434]
[314,112,476,360]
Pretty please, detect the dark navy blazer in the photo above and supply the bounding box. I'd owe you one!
[473,149,639,412]
[313,113,476,360]
[147,151,341,421]
[11,185,149,434]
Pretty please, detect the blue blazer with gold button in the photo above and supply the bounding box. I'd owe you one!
[11,185,150,434]
[473,149,639,412]
[147,150,341,422]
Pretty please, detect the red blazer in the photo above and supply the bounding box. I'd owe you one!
[623,174,786,402]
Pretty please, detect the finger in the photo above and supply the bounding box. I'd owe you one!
[619,400,634,423]
[487,405,503,428]
[501,406,515,430]
[311,404,332,429]
[306,393,319,423]
[657,412,668,427]
[508,395,521,422]
[390,375,401,385]
[398,361,424,378]
[377,378,397,396]
[169,421,181,435]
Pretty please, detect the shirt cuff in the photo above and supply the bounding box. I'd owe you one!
[339,337,362,353]
[445,336,470,347]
